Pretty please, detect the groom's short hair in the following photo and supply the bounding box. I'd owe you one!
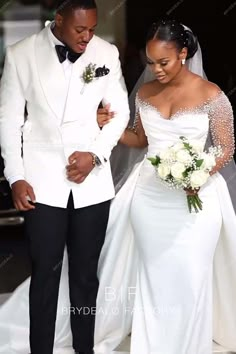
[56,0,97,14]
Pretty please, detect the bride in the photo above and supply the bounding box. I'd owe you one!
[1,19,236,354]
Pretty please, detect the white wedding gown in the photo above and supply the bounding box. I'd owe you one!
[1,91,236,354]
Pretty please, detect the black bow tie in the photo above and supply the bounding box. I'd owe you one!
[55,45,82,63]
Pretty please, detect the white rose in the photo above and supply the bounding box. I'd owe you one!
[171,162,186,180]
[175,150,193,165]
[157,163,171,179]
[190,170,209,189]
[191,141,204,154]
[159,148,175,162]
[172,142,185,152]
[199,152,216,170]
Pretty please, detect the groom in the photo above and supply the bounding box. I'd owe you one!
[0,1,129,353]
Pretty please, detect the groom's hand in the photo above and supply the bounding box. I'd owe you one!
[11,180,36,211]
[66,151,94,184]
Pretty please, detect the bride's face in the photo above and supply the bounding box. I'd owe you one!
[146,39,186,84]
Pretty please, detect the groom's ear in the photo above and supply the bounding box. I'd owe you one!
[55,13,64,28]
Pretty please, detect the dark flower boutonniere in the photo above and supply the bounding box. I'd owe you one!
[81,63,110,94]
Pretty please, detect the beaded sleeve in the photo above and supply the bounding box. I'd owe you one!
[208,91,235,169]
[127,94,141,133]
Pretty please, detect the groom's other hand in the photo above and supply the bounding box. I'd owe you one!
[11,180,36,211]
[66,151,94,184]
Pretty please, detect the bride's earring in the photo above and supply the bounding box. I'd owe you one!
[181,58,186,65]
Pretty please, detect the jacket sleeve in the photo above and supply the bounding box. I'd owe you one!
[88,44,130,164]
[0,46,26,181]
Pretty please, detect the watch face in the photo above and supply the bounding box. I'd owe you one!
[95,156,101,166]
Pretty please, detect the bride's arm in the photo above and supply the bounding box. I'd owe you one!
[119,113,148,148]
[208,92,235,175]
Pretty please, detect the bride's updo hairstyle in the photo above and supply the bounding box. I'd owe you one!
[146,19,198,60]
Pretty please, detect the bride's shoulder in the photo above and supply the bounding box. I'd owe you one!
[195,79,231,112]
[137,80,159,100]
[197,79,222,101]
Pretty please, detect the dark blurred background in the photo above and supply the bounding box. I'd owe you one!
[0,0,235,296]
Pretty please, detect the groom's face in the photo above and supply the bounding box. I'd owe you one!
[55,8,97,53]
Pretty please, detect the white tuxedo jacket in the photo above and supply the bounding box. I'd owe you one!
[0,24,130,208]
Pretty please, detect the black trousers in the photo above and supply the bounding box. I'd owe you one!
[24,193,110,354]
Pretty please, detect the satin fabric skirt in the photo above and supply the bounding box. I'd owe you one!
[129,160,222,354]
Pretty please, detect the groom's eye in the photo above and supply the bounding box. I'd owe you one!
[161,62,168,66]
[75,26,86,33]
[76,29,84,34]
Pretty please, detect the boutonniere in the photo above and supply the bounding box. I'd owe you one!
[80,63,110,94]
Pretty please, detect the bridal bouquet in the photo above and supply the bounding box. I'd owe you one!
[148,136,222,213]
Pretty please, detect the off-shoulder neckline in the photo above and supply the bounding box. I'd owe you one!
[136,90,224,121]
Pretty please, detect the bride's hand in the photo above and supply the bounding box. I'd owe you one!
[184,187,200,196]
[97,103,115,128]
